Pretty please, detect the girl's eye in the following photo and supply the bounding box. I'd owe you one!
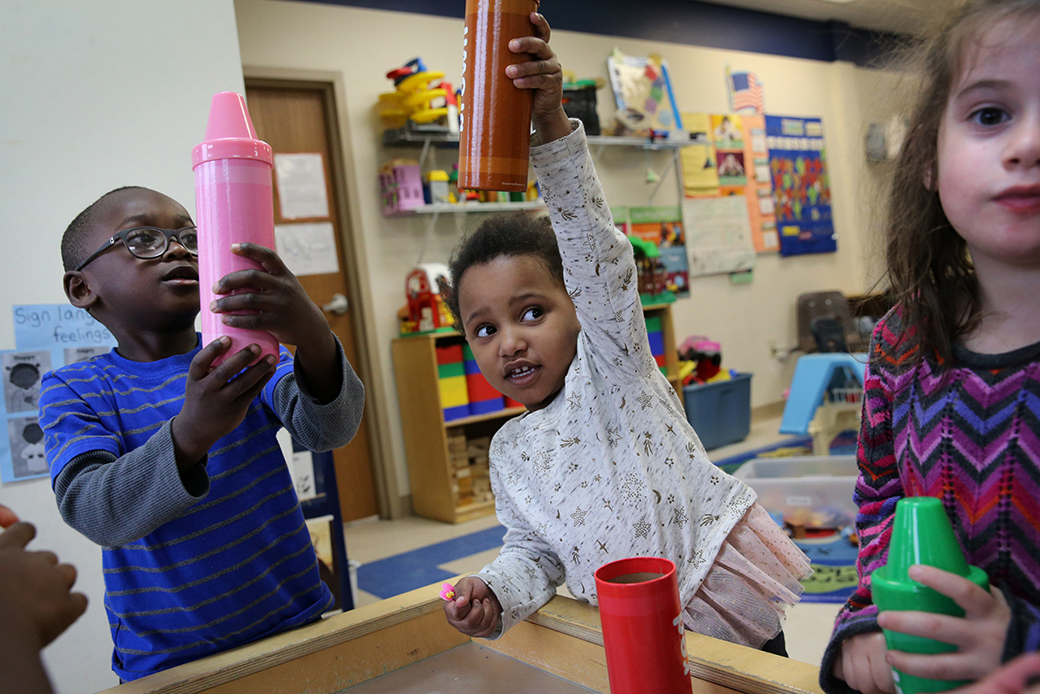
[521,307,544,322]
[970,107,1009,127]
[475,325,495,339]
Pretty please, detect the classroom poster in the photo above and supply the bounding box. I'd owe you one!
[679,113,720,197]
[741,115,779,252]
[1,305,117,484]
[712,114,747,191]
[765,116,836,256]
[627,206,690,298]
[682,196,756,277]
[607,49,684,137]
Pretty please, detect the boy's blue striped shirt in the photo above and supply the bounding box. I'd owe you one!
[40,338,362,680]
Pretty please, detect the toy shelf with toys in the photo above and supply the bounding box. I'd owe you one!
[392,303,681,523]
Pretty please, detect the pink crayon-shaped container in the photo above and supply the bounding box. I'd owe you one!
[192,91,279,365]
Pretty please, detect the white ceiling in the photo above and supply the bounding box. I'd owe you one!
[703,0,954,35]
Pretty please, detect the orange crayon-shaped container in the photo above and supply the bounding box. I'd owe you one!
[458,0,539,192]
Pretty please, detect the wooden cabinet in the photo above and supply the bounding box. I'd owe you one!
[392,304,681,523]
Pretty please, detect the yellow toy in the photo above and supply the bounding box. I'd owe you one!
[380,58,458,132]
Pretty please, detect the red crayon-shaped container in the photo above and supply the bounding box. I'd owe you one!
[192,92,279,365]
[595,557,693,694]
[458,0,539,192]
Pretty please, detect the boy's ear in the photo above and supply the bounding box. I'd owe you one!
[64,271,99,311]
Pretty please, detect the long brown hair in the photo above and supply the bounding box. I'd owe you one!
[885,0,1040,365]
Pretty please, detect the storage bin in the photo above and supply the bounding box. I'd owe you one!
[683,372,751,450]
[732,455,858,527]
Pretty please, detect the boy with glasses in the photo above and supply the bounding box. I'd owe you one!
[41,186,365,681]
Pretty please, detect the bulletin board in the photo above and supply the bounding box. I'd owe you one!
[765,116,835,257]
[1,305,116,484]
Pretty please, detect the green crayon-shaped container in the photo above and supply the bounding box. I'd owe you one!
[872,497,989,694]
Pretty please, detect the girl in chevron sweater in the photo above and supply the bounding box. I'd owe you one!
[822,2,1040,693]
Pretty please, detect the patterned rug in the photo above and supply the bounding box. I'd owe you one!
[793,532,859,604]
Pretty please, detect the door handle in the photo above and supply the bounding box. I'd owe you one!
[322,293,349,315]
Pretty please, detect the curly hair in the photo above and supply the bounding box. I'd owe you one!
[61,186,148,272]
[445,212,564,332]
[884,0,1040,366]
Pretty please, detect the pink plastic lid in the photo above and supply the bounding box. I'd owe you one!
[192,92,273,169]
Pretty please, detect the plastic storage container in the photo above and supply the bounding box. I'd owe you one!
[683,372,752,450]
[732,455,858,527]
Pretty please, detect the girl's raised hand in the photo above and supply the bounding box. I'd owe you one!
[507,13,569,144]
[879,565,1011,684]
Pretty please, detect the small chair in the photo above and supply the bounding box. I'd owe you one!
[797,291,855,354]
[810,316,849,353]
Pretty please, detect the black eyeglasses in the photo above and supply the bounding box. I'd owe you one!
[74,226,199,271]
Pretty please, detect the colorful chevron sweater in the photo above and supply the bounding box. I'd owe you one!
[819,307,1040,693]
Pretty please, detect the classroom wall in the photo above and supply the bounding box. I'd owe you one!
[233,0,908,501]
[0,2,910,688]
[0,2,245,691]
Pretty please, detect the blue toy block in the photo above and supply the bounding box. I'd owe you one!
[779,353,868,436]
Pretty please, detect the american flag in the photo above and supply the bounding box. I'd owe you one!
[729,71,764,114]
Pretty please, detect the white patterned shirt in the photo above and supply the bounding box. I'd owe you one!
[478,121,756,637]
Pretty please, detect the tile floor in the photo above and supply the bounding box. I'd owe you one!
[342,412,844,669]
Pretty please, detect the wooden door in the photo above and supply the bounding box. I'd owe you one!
[244,82,378,521]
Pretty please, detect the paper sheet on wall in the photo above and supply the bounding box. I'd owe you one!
[274,152,330,220]
[277,427,317,502]
[683,196,756,277]
[274,222,340,277]
[3,305,117,484]
[740,115,779,252]
[680,113,719,196]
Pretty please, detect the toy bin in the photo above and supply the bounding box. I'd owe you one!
[732,455,858,528]
[682,373,752,450]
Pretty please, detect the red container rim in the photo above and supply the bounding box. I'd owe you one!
[595,556,676,597]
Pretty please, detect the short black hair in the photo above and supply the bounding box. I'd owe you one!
[445,212,564,331]
[61,186,148,271]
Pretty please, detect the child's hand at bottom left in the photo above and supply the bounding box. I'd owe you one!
[0,514,88,649]
[443,576,502,638]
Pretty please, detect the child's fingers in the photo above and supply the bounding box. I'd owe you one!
[0,521,35,550]
[190,337,232,377]
[950,653,1040,694]
[212,270,274,301]
[231,243,289,276]
[206,345,265,385]
[444,599,468,622]
[33,550,59,566]
[224,359,277,404]
[508,36,553,63]
[530,11,550,41]
[57,561,78,591]
[0,504,19,528]
[887,649,988,684]
[907,565,999,617]
[69,591,89,619]
[472,599,498,637]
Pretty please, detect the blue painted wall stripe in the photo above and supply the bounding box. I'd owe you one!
[283,0,907,66]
